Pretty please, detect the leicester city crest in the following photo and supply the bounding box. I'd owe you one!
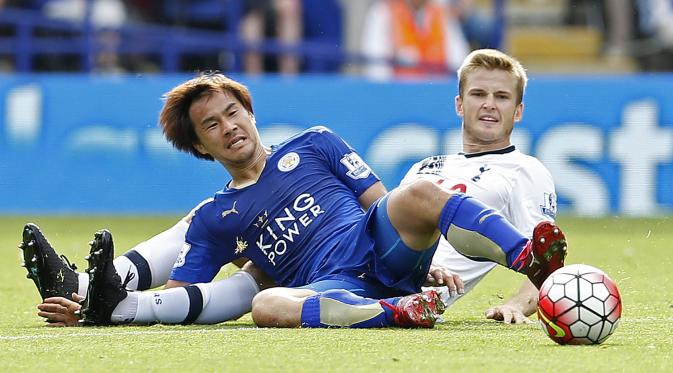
[278,152,300,172]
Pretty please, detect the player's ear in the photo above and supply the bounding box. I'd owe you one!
[514,102,524,122]
[194,142,209,156]
[455,95,464,117]
[248,111,256,125]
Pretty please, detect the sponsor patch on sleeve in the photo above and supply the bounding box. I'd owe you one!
[340,152,371,179]
[173,243,191,268]
[541,192,557,219]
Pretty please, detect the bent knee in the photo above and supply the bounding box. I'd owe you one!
[251,290,275,326]
[404,179,452,199]
[251,288,310,328]
[393,179,454,211]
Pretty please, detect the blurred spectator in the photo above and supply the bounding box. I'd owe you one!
[339,0,375,74]
[360,0,469,80]
[38,0,128,72]
[564,0,637,58]
[634,0,673,70]
[41,0,126,28]
[451,0,502,49]
[241,0,302,75]
[603,0,634,57]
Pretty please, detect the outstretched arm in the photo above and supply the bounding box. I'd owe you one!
[484,278,537,324]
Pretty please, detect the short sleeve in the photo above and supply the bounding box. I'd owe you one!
[169,204,234,283]
[310,126,380,197]
[507,160,557,237]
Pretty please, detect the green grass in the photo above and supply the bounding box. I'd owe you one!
[1,216,672,372]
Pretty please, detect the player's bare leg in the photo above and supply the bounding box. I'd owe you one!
[252,287,445,328]
[385,179,450,250]
[251,288,316,327]
[386,179,567,288]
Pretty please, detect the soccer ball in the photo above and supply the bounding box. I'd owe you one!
[537,264,622,345]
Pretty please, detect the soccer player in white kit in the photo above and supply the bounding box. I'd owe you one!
[28,49,560,326]
[405,151,555,321]
[404,48,557,323]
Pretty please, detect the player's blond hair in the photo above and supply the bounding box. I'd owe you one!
[159,72,254,161]
[457,49,528,104]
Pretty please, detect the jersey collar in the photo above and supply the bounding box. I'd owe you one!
[459,145,516,158]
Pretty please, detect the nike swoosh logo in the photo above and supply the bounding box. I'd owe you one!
[478,211,498,224]
[539,311,565,338]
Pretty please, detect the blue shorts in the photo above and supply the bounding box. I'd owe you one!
[302,194,439,298]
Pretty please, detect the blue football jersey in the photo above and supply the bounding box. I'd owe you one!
[171,126,380,287]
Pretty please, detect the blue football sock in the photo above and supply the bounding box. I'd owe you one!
[438,194,529,271]
[300,289,401,328]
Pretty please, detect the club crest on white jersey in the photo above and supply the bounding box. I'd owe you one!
[340,152,371,179]
[278,152,300,172]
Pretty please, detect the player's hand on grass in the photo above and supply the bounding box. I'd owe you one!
[37,293,84,327]
[425,264,464,297]
[484,305,533,324]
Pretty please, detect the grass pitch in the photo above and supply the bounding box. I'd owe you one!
[1,215,672,372]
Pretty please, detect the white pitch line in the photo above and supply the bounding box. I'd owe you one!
[1,317,671,341]
[620,317,673,323]
[0,327,259,341]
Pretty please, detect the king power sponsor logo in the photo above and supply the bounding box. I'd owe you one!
[255,193,325,266]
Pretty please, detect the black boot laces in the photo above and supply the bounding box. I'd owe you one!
[59,255,77,271]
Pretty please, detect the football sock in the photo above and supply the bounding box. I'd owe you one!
[110,271,259,324]
[111,255,140,290]
[300,289,400,328]
[438,194,529,272]
[76,273,89,298]
[75,259,135,299]
[118,219,189,290]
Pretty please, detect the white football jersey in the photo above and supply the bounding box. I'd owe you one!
[402,146,557,306]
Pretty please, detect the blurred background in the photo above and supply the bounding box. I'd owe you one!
[0,0,672,216]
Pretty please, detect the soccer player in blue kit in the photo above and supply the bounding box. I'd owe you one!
[52,72,566,329]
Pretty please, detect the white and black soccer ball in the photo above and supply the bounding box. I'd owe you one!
[537,264,622,345]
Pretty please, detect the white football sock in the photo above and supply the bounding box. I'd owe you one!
[116,219,189,290]
[76,273,89,298]
[110,291,139,324]
[112,255,139,290]
[194,271,260,324]
[111,271,259,324]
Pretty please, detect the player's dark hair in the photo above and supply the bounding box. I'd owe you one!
[457,49,528,105]
[159,72,254,161]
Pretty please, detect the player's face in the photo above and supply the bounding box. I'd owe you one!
[456,67,523,152]
[189,90,263,166]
